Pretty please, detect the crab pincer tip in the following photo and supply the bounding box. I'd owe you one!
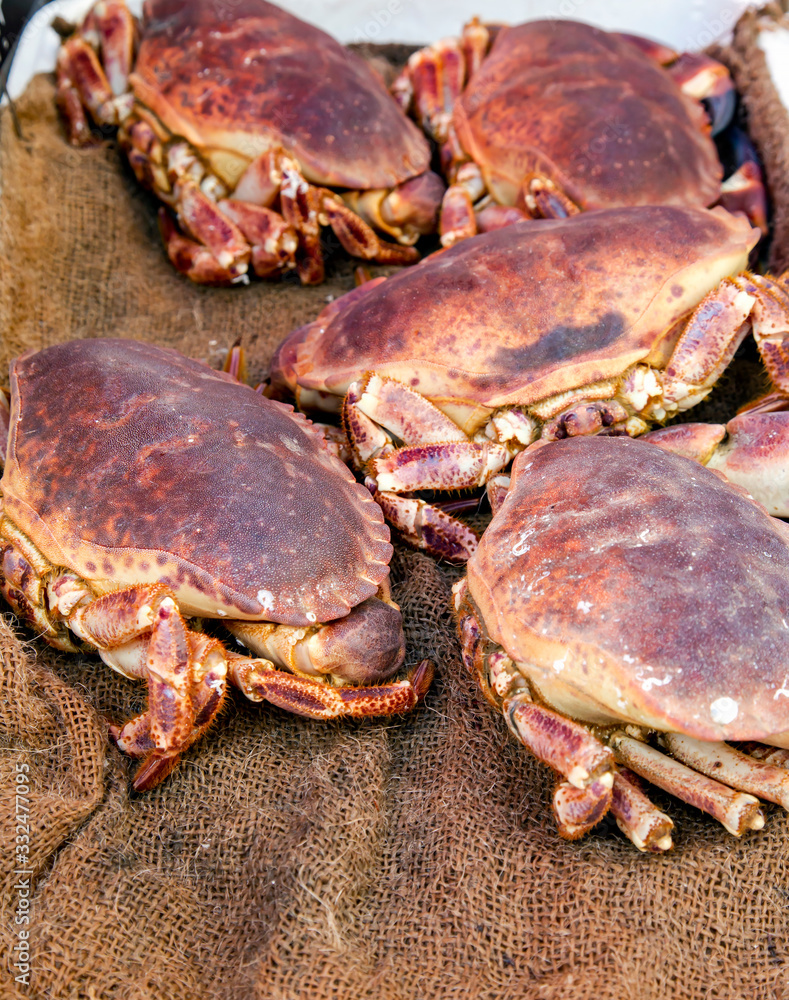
[410,658,436,702]
[131,752,182,793]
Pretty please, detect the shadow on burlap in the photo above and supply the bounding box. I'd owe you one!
[1,70,789,1000]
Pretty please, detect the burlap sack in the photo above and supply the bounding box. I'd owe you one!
[1,52,789,1000]
[714,4,789,276]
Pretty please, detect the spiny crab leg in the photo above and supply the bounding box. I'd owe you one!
[25,568,434,791]
[226,653,433,720]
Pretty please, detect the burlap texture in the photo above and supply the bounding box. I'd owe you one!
[1,64,789,1000]
[714,5,789,275]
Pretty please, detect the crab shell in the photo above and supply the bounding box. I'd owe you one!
[467,435,789,746]
[1,339,392,627]
[131,0,432,192]
[272,204,758,429]
[453,19,722,211]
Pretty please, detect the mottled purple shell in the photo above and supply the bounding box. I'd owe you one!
[1,339,392,626]
[454,19,722,210]
[468,436,789,743]
[130,0,431,189]
[275,205,757,411]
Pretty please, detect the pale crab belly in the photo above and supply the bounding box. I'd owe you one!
[521,665,658,731]
[521,660,789,748]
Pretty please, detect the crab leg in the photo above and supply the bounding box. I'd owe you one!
[320,193,421,267]
[62,582,230,789]
[717,129,769,235]
[109,630,228,791]
[158,210,248,285]
[226,653,433,718]
[391,20,499,246]
[456,590,668,850]
[505,693,616,790]
[343,376,516,561]
[662,733,789,810]
[610,769,674,853]
[616,34,736,134]
[69,585,227,748]
[552,779,613,840]
[174,180,252,278]
[612,734,765,837]
[343,172,446,246]
[218,200,299,279]
[374,441,509,493]
[747,274,789,392]
[56,1,136,145]
[655,274,789,418]
[733,742,789,767]
[345,374,511,488]
[373,492,479,563]
[226,596,434,713]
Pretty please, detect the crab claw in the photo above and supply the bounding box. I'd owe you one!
[305,596,406,684]
[642,408,789,516]
[717,127,769,236]
[131,752,183,793]
[107,719,182,792]
[227,597,408,686]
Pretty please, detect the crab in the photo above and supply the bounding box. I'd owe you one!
[55,0,445,285]
[392,17,766,246]
[0,338,433,791]
[268,203,789,562]
[453,435,789,851]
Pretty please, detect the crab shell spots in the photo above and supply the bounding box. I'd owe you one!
[288,205,758,413]
[130,0,430,190]
[454,20,722,211]
[2,339,392,626]
[468,436,789,744]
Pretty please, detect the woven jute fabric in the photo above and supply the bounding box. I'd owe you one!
[2,61,789,1000]
[714,5,789,276]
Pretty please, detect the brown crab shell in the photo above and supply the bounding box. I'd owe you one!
[1,339,392,626]
[453,20,722,211]
[468,436,789,744]
[277,205,758,429]
[129,0,431,190]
